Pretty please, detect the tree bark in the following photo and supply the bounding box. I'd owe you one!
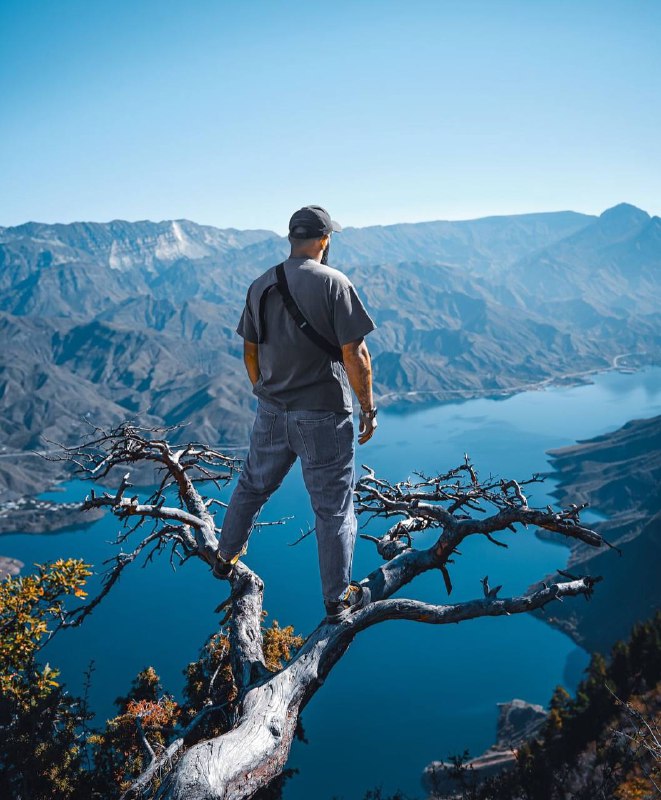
[158,579,596,800]
[56,424,609,799]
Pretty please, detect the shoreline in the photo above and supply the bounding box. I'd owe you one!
[0,495,105,534]
[1,358,657,581]
[377,351,654,413]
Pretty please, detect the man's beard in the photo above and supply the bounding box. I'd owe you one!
[321,241,330,265]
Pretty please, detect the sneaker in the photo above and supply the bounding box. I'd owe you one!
[324,581,371,623]
[212,545,245,579]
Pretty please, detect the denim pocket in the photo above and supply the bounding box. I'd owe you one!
[296,413,340,465]
[252,406,277,447]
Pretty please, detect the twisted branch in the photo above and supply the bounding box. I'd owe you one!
[45,427,614,800]
[354,456,606,602]
[50,422,269,688]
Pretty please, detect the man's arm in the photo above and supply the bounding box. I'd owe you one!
[243,340,260,386]
[341,337,377,445]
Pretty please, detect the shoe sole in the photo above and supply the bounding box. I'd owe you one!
[325,585,371,624]
[212,544,248,579]
[212,567,234,580]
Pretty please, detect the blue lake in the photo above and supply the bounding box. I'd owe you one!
[3,367,661,799]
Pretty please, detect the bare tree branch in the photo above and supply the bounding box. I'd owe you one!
[82,493,206,530]
[288,524,315,546]
[46,426,614,799]
[352,577,600,629]
[135,714,156,764]
[156,578,599,800]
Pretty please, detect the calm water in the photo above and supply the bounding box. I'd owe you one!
[3,367,661,799]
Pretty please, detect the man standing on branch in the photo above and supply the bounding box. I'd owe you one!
[214,206,378,623]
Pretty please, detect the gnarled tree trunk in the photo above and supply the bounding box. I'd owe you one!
[54,424,608,799]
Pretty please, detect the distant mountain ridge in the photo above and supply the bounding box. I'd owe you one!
[505,203,660,314]
[0,219,277,272]
[1,203,660,498]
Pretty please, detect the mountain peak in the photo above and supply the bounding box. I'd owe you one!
[596,203,650,240]
[599,202,649,223]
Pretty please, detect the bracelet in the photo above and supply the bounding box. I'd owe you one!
[360,406,378,420]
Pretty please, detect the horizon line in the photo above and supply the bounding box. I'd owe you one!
[0,201,652,235]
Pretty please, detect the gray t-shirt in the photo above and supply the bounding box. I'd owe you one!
[236,257,376,412]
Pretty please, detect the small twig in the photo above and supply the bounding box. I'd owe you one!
[288,526,315,546]
[135,714,156,764]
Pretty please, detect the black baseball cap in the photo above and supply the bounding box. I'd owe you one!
[288,205,343,239]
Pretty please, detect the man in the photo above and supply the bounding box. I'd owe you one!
[214,205,378,623]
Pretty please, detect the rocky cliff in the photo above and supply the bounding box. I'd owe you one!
[423,699,548,798]
[535,414,661,654]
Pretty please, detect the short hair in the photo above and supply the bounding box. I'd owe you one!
[288,233,326,249]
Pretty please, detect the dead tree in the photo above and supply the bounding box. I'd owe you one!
[49,422,609,800]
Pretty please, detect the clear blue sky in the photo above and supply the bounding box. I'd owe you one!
[1,0,659,232]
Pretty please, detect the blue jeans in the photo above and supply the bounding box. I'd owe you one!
[217,398,357,604]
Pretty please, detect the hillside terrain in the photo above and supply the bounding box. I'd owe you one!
[536,414,661,654]
[1,203,660,498]
[425,613,661,800]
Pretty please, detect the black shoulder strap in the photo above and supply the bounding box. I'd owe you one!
[275,263,343,361]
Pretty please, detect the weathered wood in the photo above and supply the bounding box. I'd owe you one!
[157,578,596,799]
[228,565,267,689]
[53,426,609,799]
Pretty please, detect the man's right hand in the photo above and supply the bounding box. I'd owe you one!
[243,340,261,386]
[358,409,378,445]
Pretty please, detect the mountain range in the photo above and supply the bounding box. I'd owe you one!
[1,202,660,498]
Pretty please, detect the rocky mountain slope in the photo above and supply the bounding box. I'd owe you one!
[1,204,660,498]
[536,414,661,654]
